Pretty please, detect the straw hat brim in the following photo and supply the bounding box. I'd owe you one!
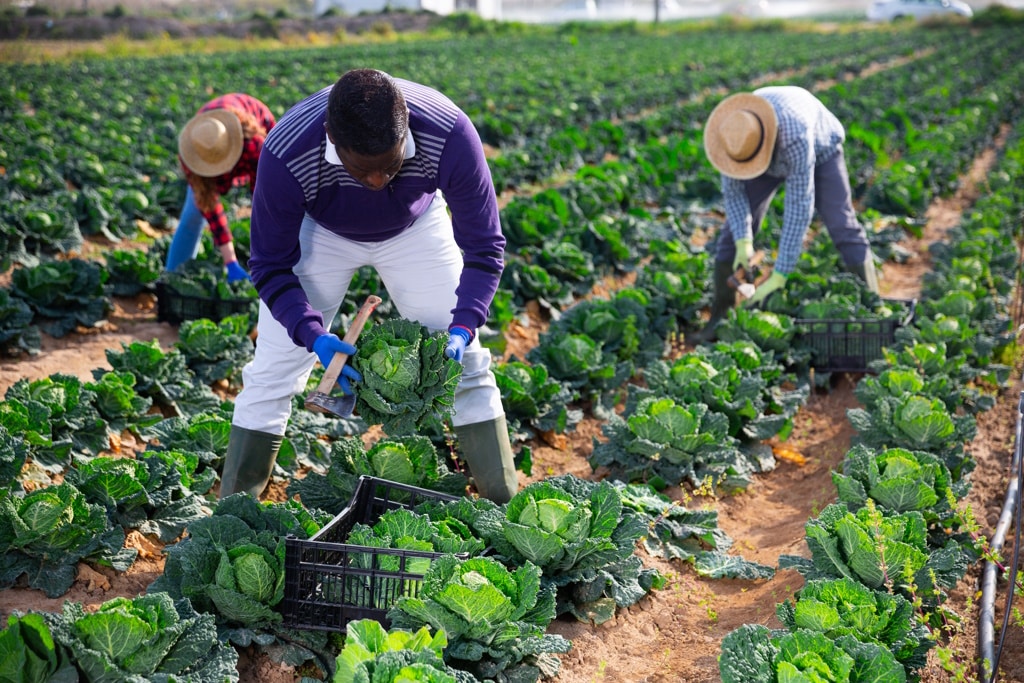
[703,93,778,180]
[178,109,244,178]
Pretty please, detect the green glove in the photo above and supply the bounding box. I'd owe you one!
[733,238,754,272]
[745,270,787,307]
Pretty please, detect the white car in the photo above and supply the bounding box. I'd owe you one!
[867,0,973,21]
[549,0,598,21]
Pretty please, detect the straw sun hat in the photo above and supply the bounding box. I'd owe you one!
[178,109,243,178]
[703,93,778,180]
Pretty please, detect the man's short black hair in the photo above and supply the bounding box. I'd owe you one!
[326,69,409,156]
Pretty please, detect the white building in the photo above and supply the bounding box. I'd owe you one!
[313,0,456,15]
[472,0,502,19]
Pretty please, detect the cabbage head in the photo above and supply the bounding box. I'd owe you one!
[333,619,476,683]
[0,482,136,598]
[288,434,467,515]
[473,475,660,625]
[389,555,570,681]
[46,592,239,682]
[353,318,462,436]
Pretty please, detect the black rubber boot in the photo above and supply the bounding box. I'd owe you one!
[694,259,737,344]
[843,256,880,294]
[219,426,282,499]
[453,415,519,504]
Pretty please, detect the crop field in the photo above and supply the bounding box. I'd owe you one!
[2,11,1024,683]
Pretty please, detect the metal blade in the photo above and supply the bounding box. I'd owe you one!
[738,283,756,298]
[304,391,357,418]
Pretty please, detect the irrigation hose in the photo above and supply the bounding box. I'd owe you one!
[1015,229,1024,329]
[979,390,1024,683]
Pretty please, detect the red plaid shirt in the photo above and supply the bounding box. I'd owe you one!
[180,94,276,246]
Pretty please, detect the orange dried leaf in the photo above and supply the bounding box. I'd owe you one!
[539,430,568,450]
[773,446,807,466]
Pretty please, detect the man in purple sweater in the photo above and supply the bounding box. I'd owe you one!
[219,69,518,503]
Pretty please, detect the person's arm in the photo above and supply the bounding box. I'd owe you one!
[722,176,753,245]
[436,112,505,335]
[200,200,234,260]
[197,201,248,281]
[773,134,815,275]
[248,151,328,351]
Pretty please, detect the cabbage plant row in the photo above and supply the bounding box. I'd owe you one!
[718,118,1024,683]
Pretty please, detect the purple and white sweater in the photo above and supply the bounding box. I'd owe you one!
[249,78,504,351]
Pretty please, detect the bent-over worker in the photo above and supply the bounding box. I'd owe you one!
[168,93,276,282]
[700,85,879,340]
[219,69,518,504]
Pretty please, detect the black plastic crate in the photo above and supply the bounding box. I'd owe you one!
[155,279,256,325]
[795,298,916,374]
[281,476,462,633]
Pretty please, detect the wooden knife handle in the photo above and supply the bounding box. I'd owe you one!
[316,295,383,394]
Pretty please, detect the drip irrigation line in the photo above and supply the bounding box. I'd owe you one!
[1016,254,1024,330]
[978,390,1024,683]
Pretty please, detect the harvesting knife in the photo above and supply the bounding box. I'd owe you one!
[304,294,382,418]
[727,250,765,300]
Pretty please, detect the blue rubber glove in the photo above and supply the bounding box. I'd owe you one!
[745,270,787,307]
[733,237,754,272]
[312,333,362,395]
[445,325,472,363]
[225,260,250,283]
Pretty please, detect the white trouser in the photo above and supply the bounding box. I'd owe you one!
[233,193,505,436]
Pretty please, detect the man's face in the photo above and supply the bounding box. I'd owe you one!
[327,128,406,192]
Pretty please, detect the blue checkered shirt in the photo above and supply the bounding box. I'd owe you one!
[723,86,846,275]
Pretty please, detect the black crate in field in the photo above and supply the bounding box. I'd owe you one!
[281,476,462,633]
[796,298,916,374]
[155,280,256,324]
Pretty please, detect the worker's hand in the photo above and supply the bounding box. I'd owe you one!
[732,238,754,272]
[312,333,362,395]
[225,260,250,283]
[445,325,473,363]
[744,270,787,307]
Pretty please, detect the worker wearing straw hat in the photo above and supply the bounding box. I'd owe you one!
[168,94,276,282]
[698,85,878,341]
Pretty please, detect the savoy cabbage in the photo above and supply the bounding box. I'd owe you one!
[334,619,478,683]
[388,555,571,682]
[589,396,762,491]
[150,494,335,671]
[45,592,239,682]
[353,318,462,437]
[472,474,663,624]
[775,577,932,676]
[0,482,137,598]
[288,434,467,515]
[779,501,970,610]
[719,623,907,683]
